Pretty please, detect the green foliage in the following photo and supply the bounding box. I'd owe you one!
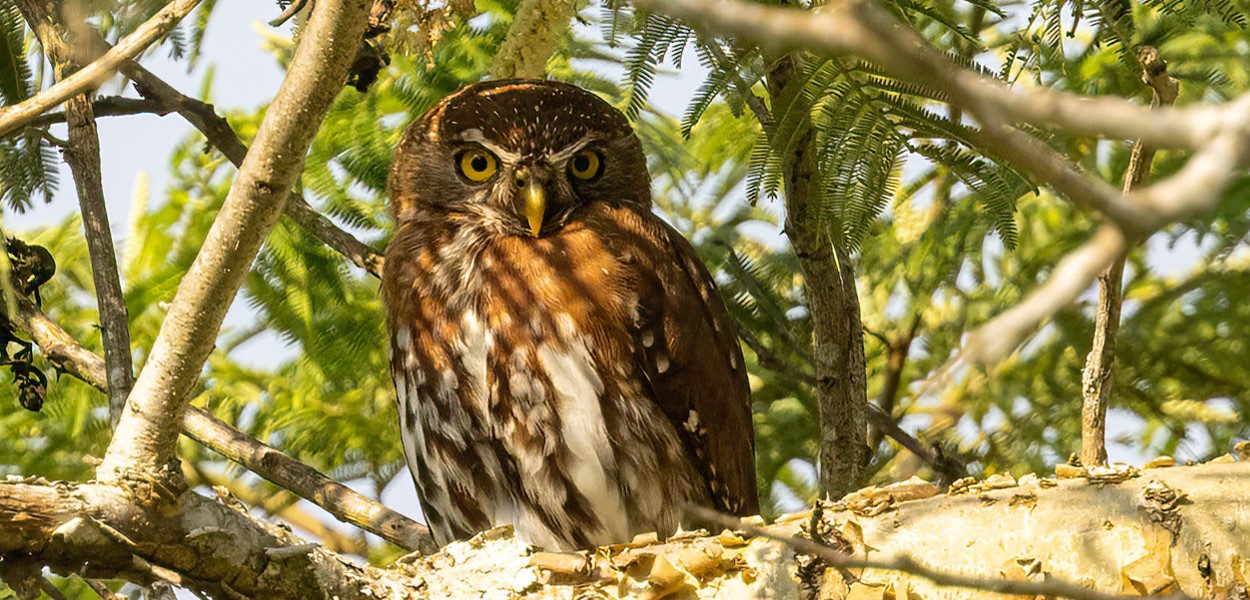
[2,0,1250,574]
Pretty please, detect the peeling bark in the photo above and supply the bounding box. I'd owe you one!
[3,464,1245,598]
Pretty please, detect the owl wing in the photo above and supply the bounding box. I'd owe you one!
[622,211,759,517]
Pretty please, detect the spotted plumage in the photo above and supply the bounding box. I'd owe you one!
[383,79,758,550]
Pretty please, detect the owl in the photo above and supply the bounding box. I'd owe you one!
[383,79,758,551]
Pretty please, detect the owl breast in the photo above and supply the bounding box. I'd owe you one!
[384,210,709,550]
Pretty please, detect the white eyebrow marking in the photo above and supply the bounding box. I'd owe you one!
[547,134,602,164]
[455,128,522,162]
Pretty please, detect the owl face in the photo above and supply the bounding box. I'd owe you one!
[389,80,651,236]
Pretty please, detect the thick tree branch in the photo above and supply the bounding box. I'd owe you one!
[489,0,576,79]
[0,480,404,599]
[9,296,433,552]
[21,1,136,425]
[97,0,372,482]
[0,0,201,138]
[5,463,1240,598]
[688,505,1191,600]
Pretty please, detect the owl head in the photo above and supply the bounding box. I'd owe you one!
[389,80,651,236]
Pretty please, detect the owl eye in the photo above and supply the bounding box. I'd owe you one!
[457,148,497,182]
[569,150,602,180]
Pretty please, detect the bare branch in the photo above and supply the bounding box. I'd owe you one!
[85,580,121,600]
[9,296,433,552]
[21,96,169,128]
[21,1,136,425]
[97,0,372,482]
[1081,46,1178,467]
[113,56,385,277]
[181,406,435,553]
[0,0,202,138]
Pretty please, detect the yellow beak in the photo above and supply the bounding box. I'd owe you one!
[524,181,545,237]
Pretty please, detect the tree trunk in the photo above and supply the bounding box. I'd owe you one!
[769,57,870,499]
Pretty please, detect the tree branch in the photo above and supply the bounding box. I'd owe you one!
[20,0,136,425]
[183,462,367,556]
[687,504,1193,600]
[0,0,202,138]
[20,96,170,128]
[9,295,433,552]
[97,0,372,482]
[633,0,1219,152]
[114,55,384,278]
[180,406,435,553]
[1080,46,1178,467]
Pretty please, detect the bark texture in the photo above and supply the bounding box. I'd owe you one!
[769,58,870,499]
[2,463,1245,598]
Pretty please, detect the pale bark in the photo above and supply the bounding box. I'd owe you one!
[8,297,433,552]
[3,463,1245,598]
[97,0,372,482]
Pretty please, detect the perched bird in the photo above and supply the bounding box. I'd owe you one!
[383,79,757,550]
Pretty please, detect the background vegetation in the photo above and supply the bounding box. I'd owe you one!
[2,0,1248,593]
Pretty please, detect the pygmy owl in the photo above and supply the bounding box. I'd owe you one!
[383,79,758,551]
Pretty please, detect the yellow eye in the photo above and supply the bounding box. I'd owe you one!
[458,148,497,182]
[569,150,601,180]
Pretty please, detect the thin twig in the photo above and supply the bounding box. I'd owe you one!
[23,96,170,128]
[8,296,434,552]
[268,0,309,27]
[21,1,136,424]
[0,0,202,138]
[1080,46,1178,467]
[686,505,1192,600]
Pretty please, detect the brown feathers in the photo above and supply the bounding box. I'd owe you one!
[383,80,756,551]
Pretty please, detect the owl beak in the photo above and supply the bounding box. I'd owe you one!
[524,180,546,237]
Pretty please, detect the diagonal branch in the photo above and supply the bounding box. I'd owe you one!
[36,20,384,279]
[0,0,202,138]
[10,296,433,552]
[96,0,372,483]
[20,0,136,425]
